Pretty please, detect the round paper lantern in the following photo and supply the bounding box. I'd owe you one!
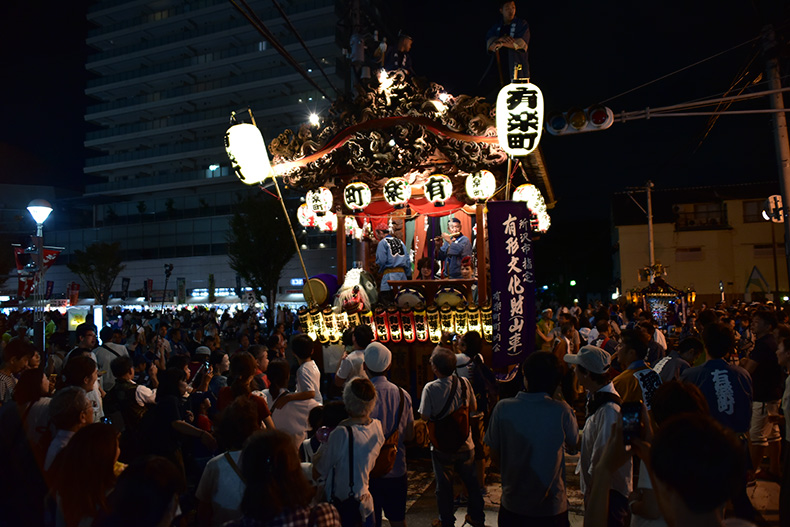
[424,174,453,207]
[512,183,551,233]
[495,82,544,157]
[465,170,496,202]
[306,187,333,216]
[316,211,338,232]
[383,177,412,208]
[297,203,316,227]
[343,182,371,211]
[345,216,365,239]
[224,123,273,185]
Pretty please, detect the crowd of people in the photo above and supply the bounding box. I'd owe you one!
[0,298,786,527]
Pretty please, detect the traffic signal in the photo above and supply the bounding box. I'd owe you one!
[545,106,614,136]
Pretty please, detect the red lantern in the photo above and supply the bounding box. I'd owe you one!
[401,307,416,343]
[387,306,402,342]
[374,307,390,342]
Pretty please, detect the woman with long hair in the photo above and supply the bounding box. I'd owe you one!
[50,422,120,527]
[224,429,340,527]
[14,367,52,459]
[217,353,275,430]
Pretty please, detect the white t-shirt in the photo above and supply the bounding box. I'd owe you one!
[263,388,321,452]
[336,350,366,383]
[86,386,104,422]
[195,450,245,527]
[297,360,323,403]
[314,420,384,520]
[93,343,129,392]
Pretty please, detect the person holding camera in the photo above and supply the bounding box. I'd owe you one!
[564,345,632,527]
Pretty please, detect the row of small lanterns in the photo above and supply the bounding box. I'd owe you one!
[298,177,551,233]
[298,303,494,345]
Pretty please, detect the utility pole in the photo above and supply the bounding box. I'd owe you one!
[646,180,655,274]
[763,25,790,290]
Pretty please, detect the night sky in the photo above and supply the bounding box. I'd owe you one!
[0,0,788,295]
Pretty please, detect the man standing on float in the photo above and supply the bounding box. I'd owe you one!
[438,218,472,279]
[375,221,410,305]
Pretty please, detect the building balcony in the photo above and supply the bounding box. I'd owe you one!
[85,56,334,120]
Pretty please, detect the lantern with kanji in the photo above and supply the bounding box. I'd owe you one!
[424,175,453,207]
[383,177,411,208]
[465,170,496,202]
[374,307,389,341]
[426,305,441,343]
[386,306,402,342]
[359,310,375,339]
[440,305,454,336]
[495,82,544,157]
[306,187,333,216]
[467,304,482,335]
[343,182,371,211]
[481,304,493,342]
[454,305,468,335]
[298,307,313,337]
[414,306,428,342]
[401,307,416,343]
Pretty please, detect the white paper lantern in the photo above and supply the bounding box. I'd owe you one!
[306,187,333,216]
[297,203,316,227]
[496,83,544,157]
[345,216,366,239]
[224,123,273,184]
[423,174,453,207]
[343,182,372,211]
[465,170,496,202]
[383,177,412,208]
[513,183,551,232]
[316,211,338,232]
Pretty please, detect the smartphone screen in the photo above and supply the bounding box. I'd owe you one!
[621,401,642,445]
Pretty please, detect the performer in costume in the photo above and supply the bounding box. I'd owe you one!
[438,218,472,279]
[374,221,410,305]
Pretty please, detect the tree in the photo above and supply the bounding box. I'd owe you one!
[227,193,302,309]
[67,242,125,306]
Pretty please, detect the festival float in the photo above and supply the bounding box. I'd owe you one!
[225,69,554,389]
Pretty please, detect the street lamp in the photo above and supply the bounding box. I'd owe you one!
[26,199,53,355]
[27,199,53,236]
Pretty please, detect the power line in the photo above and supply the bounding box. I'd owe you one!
[598,35,760,105]
[229,0,333,102]
[268,0,341,97]
[615,86,790,121]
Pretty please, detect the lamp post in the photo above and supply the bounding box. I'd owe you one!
[26,199,53,354]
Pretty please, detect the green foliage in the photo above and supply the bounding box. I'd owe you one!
[67,242,125,306]
[227,193,301,307]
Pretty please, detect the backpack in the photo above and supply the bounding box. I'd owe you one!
[370,388,404,478]
[427,376,470,452]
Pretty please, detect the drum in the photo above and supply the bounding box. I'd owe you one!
[303,274,339,306]
[434,287,465,307]
[396,287,425,309]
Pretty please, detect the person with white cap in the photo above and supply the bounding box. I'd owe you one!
[363,342,414,527]
[564,345,632,527]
